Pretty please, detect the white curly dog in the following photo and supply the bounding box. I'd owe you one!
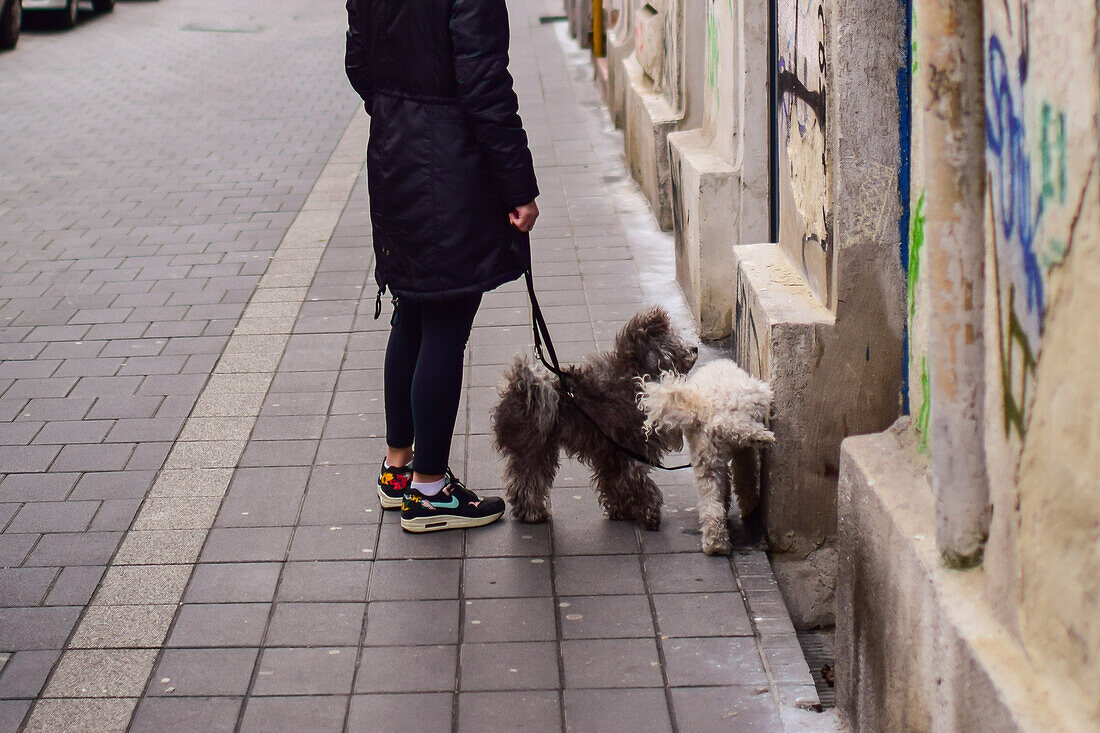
[640,359,775,555]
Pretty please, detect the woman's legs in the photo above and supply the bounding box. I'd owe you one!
[383,293,482,479]
[384,298,422,468]
[409,294,482,478]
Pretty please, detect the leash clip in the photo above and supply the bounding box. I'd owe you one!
[373,286,385,320]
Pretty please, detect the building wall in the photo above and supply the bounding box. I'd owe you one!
[777,0,831,305]
[839,0,1100,728]
[982,0,1100,721]
[592,0,1099,721]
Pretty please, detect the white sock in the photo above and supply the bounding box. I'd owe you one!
[411,477,447,496]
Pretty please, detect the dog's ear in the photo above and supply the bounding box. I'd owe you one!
[639,375,700,433]
[615,307,681,373]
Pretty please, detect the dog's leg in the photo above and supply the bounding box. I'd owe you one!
[502,441,559,523]
[626,463,664,531]
[730,447,760,519]
[589,452,660,527]
[688,433,732,555]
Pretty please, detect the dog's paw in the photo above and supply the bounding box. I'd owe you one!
[701,538,732,556]
[701,527,732,555]
[511,505,551,524]
[637,507,662,531]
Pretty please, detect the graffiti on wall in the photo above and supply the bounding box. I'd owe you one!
[906,1,931,452]
[984,1,1080,439]
[776,0,830,304]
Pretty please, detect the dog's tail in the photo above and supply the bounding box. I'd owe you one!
[492,355,560,450]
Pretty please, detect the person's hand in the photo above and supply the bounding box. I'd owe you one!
[509,201,539,233]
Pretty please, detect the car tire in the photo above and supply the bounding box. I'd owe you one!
[55,0,77,29]
[0,0,20,51]
[92,0,113,12]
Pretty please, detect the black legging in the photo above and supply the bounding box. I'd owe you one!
[384,293,482,475]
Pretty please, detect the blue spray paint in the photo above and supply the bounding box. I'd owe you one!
[898,0,912,414]
[986,34,1045,320]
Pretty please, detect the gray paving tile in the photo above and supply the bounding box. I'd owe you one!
[375,520,464,560]
[70,470,156,500]
[368,559,461,601]
[564,688,672,733]
[363,600,458,647]
[557,595,656,639]
[289,524,379,561]
[0,568,57,607]
[560,638,664,689]
[200,527,294,563]
[266,602,365,647]
[464,519,552,558]
[553,555,646,596]
[457,691,562,733]
[252,647,357,696]
[348,693,453,733]
[7,501,99,533]
[149,648,259,696]
[0,535,37,567]
[652,593,754,638]
[167,603,270,648]
[643,554,739,594]
[24,531,122,567]
[277,560,371,602]
[0,700,30,732]
[460,642,560,691]
[44,566,105,607]
[0,472,79,501]
[464,557,553,599]
[240,695,348,733]
[88,499,143,532]
[355,645,457,694]
[130,697,241,733]
[215,490,305,528]
[662,637,768,687]
[462,597,558,643]
[0,650,61,699]
[185,562,282,604]
[670,686,783,732]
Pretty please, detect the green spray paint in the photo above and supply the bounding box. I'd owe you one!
[907,190,926,318]
[1041,102,1067,205]
[916,356,931,453]
[706,10,719,91]
[910,3,919,74]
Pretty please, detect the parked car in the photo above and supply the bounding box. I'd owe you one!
[0,0,19,50]
[22,0,113,30]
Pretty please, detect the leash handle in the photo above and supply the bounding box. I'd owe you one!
[523,268,691,472]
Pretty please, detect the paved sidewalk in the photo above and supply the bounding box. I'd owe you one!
[0,1,832,731]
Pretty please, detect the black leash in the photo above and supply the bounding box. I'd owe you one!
[523,268,691,472]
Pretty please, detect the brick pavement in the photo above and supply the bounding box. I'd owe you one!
[0,0,834,731]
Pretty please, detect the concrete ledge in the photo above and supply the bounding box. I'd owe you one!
[622,54,682,230]
[668,128,739,339]
[837,424,1070,732]
[732,243,837,628]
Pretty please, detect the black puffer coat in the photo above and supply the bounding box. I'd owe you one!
[345,0,539,301]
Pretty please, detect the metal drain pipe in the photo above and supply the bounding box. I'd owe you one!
[592,0,605,57]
